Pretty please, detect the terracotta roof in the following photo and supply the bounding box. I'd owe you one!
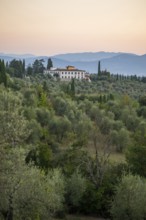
[55,68,85,72]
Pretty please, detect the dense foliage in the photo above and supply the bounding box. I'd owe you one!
[0,59,146,219]
[111,174,146,220]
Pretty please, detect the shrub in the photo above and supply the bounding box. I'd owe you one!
[111,174,146,220]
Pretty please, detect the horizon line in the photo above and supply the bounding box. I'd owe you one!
[0,50,146,57]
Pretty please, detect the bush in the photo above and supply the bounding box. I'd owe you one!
[111,174,146,220]
[126,145,146,177]
[66,171,86,212]
[78,163,128,218]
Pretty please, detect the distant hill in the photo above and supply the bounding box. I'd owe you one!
[53,51,122,62]
[101,54,146,76]
[0,52,146,76]
[0,53,35,59]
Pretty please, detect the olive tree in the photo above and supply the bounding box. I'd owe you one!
[83,125,112,188]
[0,148,65,220]
[0,91,29,147]
[66,171,86,208]
[111,174,146,220]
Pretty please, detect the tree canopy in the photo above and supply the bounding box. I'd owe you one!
[0,59,146,219]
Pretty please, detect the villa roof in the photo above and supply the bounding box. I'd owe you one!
[55,68,85,72]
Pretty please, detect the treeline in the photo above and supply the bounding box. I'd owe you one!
[90,72,146,83]
[2,58,146,83]
[1,60,146,219]
[2,58,53,79]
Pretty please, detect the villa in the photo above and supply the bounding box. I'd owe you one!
[44,65,90,81]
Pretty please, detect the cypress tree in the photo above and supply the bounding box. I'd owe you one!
[70,78,75,97]
[98,61,101,76]
[22,59,25,75]
[0,59,7,87]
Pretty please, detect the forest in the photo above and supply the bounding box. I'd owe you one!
[1,58,146,220]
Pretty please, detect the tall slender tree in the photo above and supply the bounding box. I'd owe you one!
[70,78,75,97]
[98,60,101,76]
[0,59,7,87]
[22,59,25,75]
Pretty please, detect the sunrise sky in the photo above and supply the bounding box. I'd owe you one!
[0,0,146,56]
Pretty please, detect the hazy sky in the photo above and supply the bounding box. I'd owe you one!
[0,0,146,55]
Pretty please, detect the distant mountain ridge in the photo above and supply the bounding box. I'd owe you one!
[0,53,35,58]
[53,51,123,62]
[0,52,146,76]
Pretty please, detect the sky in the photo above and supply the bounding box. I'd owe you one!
[0,0,146,56]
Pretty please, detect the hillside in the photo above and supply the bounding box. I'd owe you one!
[1,66,146,219]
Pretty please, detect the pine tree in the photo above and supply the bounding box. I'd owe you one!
[47,58,53,70]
